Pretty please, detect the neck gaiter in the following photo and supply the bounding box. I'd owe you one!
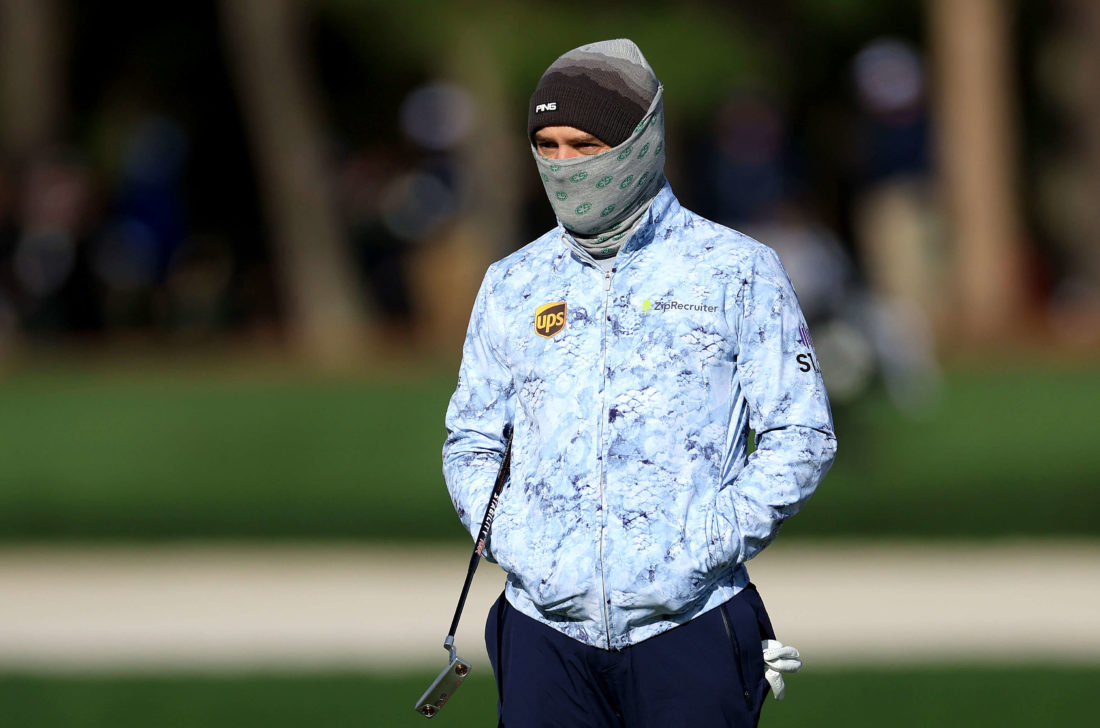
[532,87,666,257]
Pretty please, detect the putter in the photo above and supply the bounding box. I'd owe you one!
[414,427,513,718]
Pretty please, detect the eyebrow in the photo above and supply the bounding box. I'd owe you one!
[534,133,603,145]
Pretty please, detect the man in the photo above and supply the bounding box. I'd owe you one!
[443,39,836,727]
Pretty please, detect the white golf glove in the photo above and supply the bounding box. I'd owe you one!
[761,639,802,700]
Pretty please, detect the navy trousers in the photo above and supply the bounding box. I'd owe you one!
[485,585,776,728]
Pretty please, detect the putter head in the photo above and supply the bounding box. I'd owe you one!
[414,654,471,718]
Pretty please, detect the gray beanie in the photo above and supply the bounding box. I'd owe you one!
[528,39,660,147]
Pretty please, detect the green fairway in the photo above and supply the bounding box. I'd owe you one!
[0,665,1096,727]
[0,363,1096,541]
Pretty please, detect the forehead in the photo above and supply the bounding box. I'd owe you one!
[533,125,604,143]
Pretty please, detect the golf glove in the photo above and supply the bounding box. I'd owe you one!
[761,639,801,700]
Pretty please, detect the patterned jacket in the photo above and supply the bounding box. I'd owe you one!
[443,183,836,650]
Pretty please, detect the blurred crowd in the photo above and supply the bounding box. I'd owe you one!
[680,38,939,409]
[0,36,937,409]
[0,116,227,339]
[0,1,1096,399]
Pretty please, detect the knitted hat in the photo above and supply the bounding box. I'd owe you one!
[528,39,660,147]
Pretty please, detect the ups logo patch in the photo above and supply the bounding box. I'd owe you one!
[534,302,567,338]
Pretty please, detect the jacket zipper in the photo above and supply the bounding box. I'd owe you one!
[719,606,754,710]
[596,265,614,649]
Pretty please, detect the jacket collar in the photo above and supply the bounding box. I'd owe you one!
[554,182,679,272]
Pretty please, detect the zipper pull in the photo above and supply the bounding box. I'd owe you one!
[604,269,613,291]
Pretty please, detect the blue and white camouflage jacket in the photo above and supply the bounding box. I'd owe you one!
[444,183,836,650]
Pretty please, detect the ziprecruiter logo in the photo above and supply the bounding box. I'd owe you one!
[642,298,718,314]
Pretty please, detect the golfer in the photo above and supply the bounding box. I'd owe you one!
[444,38,836,727]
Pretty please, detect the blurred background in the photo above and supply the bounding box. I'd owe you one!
[0,0,1097,726]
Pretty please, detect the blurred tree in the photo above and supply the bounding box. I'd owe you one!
[0,0,66,158]
[927,0,1029,341]
[1057,0,1100,318]
[220,0,368,366]
[413,26,524,350]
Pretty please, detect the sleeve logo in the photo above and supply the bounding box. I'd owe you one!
[534,302,567,338]
[796,323,821,373]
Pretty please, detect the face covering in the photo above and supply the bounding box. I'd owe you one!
[532,87,666,256]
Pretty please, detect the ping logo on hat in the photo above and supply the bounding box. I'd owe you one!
[534,302,567,338]
[535,102,557,113]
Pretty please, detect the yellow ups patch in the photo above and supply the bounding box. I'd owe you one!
[534,302,567,338]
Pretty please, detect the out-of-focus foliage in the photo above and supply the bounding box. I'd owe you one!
[322,0,779,119]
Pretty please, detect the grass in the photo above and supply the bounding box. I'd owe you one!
[0,665,1096,727]
[781,364,1100,539]
[0,362,1096,541]
[0,369,468,542]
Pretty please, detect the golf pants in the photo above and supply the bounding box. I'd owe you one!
[485,584,777,728]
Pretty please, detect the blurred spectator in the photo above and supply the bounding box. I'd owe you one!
[848,38,943,331]
[164,233,234,335]
[691,89,804,227]
[747,213,939,413]
[1034,0,1100,345]
[92,114,189,327]
[399,81,474,153]
[338,145,416,334]
[0,150,103,335]
[683,71,942,412]
[335,80,474,348]
[851,39,930,183]
[0,164,19,347]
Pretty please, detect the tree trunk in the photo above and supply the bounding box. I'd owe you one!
[1062,0,1100,306]
[927,0,1028,341]
[219,0,368,366]
[406,27,525,355]
[0,0,65,158]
